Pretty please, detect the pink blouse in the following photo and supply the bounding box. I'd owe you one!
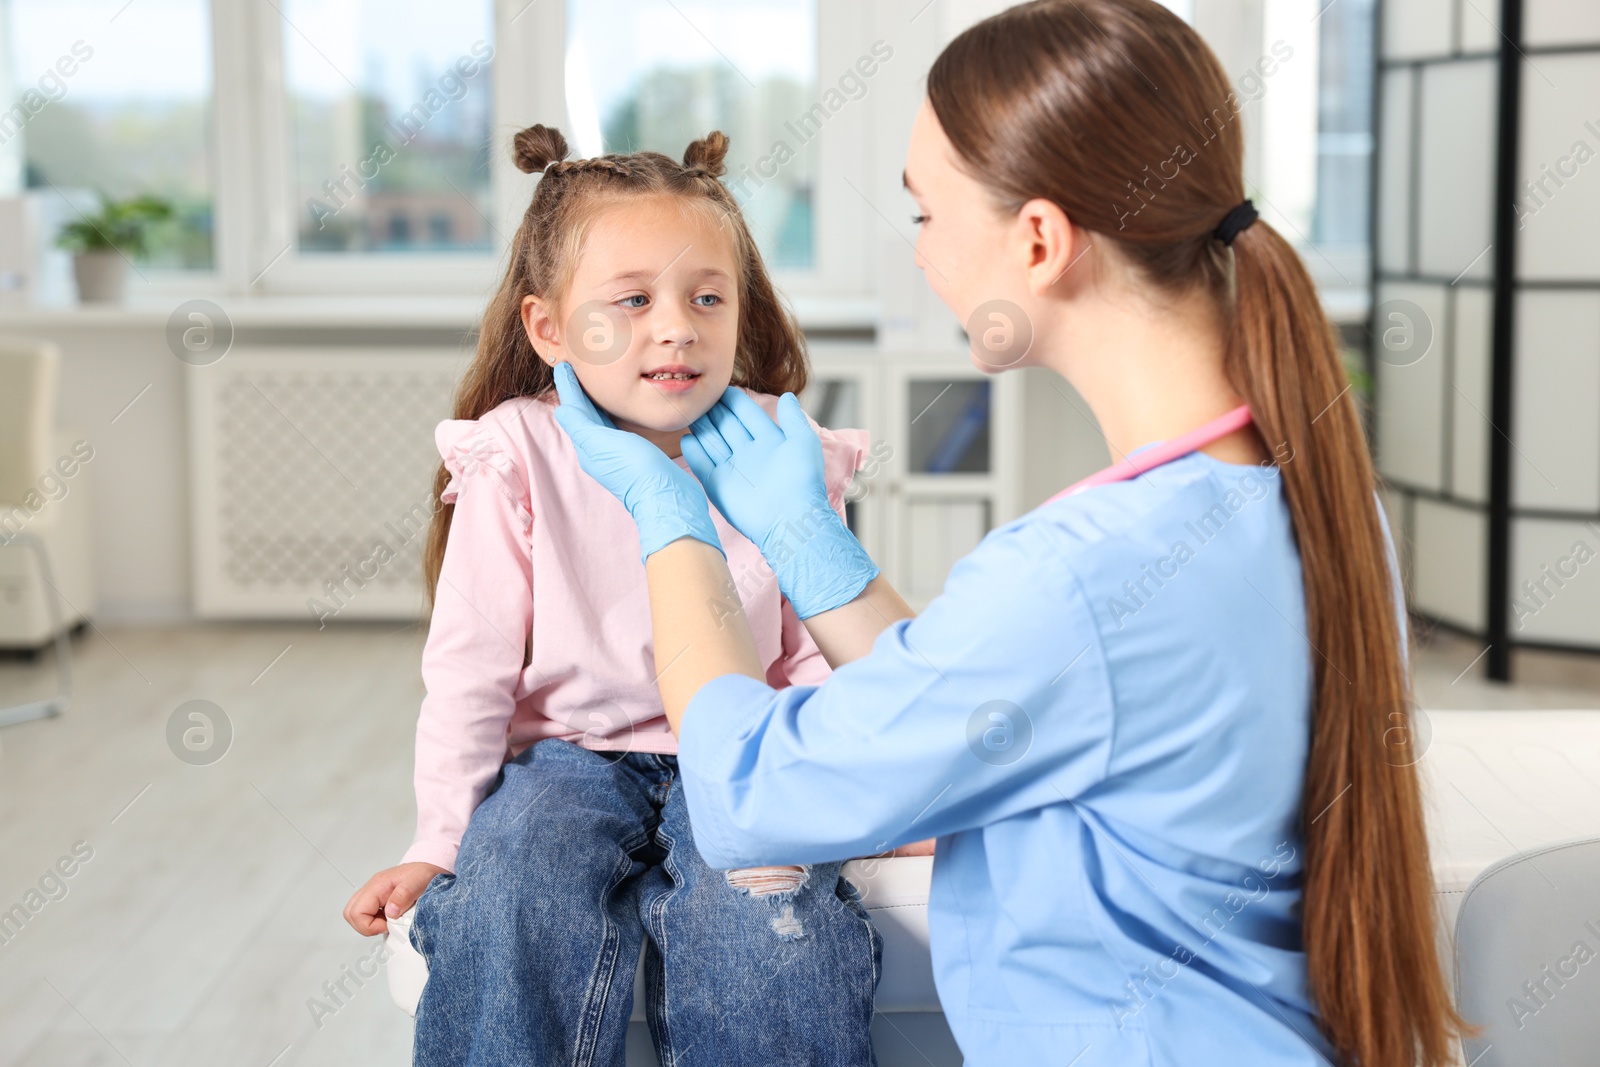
[402,388,869,872]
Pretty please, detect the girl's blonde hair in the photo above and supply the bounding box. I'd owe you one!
[928,2,1470,1064]
[422,125,808,612]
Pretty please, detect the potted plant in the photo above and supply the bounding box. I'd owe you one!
[56,193,173,303]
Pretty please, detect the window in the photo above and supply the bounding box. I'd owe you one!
[1312,0,1375,248]
[282,0,494,255]
[3,0,869,296]
[565,0,818,269]
[3,0,214,268]
[1191,0,1375,305]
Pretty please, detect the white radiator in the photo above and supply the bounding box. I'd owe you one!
[186,348,463,620]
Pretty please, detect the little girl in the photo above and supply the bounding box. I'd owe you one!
[342,126,894,1065]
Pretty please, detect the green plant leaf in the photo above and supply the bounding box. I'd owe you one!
[55,191,177,258]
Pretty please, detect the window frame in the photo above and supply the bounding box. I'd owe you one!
[225,0,512,296]
[13,0,1366,315]
[193,0,870,299]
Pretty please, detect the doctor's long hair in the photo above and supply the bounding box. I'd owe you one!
[420,125,808,611]
[929,2,1466,1064]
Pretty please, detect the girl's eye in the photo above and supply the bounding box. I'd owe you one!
[617,294,648,309]
[692,293,721,307]
[910,213,929,225]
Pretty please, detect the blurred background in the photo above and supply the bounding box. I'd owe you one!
[0,0,1598,1064]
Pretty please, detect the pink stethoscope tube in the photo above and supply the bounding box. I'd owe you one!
[1044,404,1255,504]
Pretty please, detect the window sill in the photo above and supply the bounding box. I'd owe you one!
[0,293,881,335]
[0,290,1363,337]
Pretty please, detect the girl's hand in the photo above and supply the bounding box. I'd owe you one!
[343,862,447,936]
[550,361,724,565]
[682,387,879,619]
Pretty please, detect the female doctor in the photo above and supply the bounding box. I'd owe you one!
[553,1,1466,1064]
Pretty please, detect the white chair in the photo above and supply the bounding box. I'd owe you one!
[1452,835,1600,1065]
[1424,710,1600,1067]
[0,337,94,726]
[1423,711,1600,933]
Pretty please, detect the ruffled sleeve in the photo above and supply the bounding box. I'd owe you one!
[810,420,870,513]
[436,418,533,533]
[403,413,534,872]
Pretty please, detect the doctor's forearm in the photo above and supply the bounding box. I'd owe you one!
[798,575,916,668]
[646,536,766,735]
[643,538,915,733]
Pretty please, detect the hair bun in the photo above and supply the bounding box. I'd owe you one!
[683,131,730,178]
[514,124,569,174]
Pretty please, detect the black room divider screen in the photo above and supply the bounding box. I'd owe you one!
[1372,0,1600,679]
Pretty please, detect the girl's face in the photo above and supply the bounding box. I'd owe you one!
[523,195,740,454]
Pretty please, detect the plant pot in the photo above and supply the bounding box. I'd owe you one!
[72,250,127,303]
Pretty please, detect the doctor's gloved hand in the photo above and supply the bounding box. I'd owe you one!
[681,387,879,619]
[551,361,723,566]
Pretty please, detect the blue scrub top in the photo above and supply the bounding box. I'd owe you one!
[679,445,1399,1066]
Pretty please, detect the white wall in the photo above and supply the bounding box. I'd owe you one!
[3,0,1341,625]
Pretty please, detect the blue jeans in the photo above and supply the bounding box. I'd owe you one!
[408,738,883,1066]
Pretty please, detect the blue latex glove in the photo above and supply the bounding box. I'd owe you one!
[681,387,879,619]
[550,361,723,566]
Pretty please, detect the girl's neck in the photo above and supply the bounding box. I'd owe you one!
[546,389,690,459]
[614,418,687,460]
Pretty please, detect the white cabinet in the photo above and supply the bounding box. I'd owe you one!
[802,343,1106,611]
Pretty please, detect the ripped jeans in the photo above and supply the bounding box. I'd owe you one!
[408,737,883,1067]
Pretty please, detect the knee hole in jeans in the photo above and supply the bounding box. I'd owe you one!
[724,865,811,940]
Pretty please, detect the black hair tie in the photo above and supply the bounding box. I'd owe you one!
[1212,199,1258,246]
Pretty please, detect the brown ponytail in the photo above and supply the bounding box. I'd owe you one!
[928,2,1468,1064]
[1228,219,1468,1066]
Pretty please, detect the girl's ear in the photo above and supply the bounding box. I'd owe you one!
[521,295,561,365]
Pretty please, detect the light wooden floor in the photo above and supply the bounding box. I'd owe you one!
[1,618,1597,1066]
[0,621,428,1067]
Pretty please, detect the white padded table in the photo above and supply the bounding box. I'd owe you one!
[386,708,1600,1027]
[385,854,938,1022]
